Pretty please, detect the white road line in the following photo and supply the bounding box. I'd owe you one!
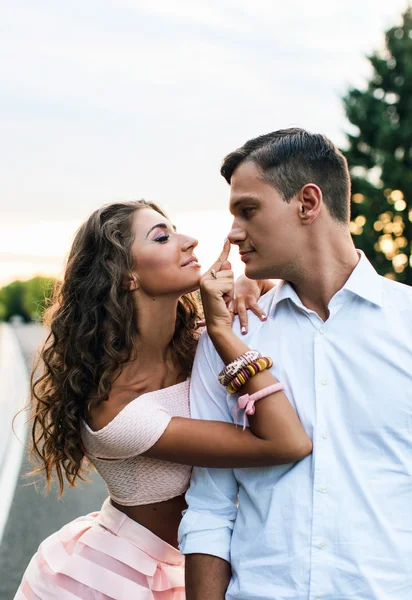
[0,324,30,546]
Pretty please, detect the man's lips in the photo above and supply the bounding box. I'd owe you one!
[240,250,254,262]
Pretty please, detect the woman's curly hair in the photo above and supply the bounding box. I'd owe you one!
[29,200,202,495]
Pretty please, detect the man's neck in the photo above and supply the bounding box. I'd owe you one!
[290,239,359,321]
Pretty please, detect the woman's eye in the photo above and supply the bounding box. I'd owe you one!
[154,234,170,243]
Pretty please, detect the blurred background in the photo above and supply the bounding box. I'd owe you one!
[1,1,412,597]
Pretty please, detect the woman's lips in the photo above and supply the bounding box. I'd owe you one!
[182,259,201,268]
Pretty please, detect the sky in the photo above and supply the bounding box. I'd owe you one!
[0,0,409,285]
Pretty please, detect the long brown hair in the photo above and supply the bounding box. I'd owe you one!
[29,200,201,495]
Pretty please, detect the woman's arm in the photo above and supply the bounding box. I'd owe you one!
[145,328,311,468]
[144,405,311,468]
[144,240,312,468]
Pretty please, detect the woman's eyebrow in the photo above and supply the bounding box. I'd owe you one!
[146,223,177,238]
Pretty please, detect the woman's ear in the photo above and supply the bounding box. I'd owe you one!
[122,274,139,291]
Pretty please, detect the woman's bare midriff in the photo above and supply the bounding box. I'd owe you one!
[111,493,187,548]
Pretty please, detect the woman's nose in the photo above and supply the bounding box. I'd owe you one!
[182,235,198,250]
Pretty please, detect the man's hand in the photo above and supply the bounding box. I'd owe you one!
[232,275,277,334]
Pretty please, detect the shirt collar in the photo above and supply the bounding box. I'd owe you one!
[272,250,383,311]
[342,250,383,307]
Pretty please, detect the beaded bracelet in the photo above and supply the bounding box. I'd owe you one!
[226,356,273,394]
[218,350,261,386]
[227,357,272,394]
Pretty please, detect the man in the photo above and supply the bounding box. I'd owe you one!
[178,128,412,599]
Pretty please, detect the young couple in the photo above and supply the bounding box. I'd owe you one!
[15,128,412,600]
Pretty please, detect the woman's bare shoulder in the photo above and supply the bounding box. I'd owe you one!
[86,387,147,432]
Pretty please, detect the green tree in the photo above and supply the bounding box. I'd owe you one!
[0,281,30,322]
[343,6,412,285]
[0,276,56,322]
[22,276,55,321]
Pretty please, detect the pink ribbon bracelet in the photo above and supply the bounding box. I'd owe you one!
[235,382,285,429]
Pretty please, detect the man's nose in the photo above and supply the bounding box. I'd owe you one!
[228,220,246,245]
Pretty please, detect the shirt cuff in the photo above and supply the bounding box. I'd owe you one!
[179,527,232,563]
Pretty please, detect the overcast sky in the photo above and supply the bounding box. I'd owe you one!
[0,0,409,284]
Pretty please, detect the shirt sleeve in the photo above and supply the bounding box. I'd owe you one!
[178,331,239,563]
[82,401,172,460]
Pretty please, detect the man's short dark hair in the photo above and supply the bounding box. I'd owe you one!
[221,128,351,223]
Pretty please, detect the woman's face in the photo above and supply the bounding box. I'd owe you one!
[129,208,201,297]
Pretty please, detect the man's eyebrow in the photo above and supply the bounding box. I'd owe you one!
[146,223,176,238]
[230,196,260,210]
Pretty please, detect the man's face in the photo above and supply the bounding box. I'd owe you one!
[228,160,300,280]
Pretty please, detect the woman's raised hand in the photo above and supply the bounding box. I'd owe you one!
[199,239,234,333]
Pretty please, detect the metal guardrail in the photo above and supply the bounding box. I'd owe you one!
[0,324,30,545]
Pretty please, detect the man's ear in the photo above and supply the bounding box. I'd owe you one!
[122,274,139,291]
[298,183,323,225]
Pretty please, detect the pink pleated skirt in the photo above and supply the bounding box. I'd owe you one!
[14,498,185,599]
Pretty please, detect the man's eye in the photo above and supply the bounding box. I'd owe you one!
[155,234,170,243]
[242,207,256,218]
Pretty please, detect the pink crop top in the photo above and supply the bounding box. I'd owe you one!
[81,380,192,506]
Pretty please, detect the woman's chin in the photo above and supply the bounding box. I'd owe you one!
[183,282,201,295]
[181,275,201,295]
[189,271,202,288]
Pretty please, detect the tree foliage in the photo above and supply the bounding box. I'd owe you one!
[343,7,412,285]
[0,276,56,322]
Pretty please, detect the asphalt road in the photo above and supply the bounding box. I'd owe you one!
[0,324,107,599]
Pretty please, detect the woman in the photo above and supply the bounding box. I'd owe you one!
[14,200,312,599]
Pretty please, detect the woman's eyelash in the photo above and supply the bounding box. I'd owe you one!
[155,234,170,243]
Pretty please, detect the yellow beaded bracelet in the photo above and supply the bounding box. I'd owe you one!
[226,356,273,394]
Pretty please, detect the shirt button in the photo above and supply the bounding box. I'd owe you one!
[319,327,325,335]
[320,486,327,493]
[322,431,328,439]
[319,541,326,549]
[320,379,328,385]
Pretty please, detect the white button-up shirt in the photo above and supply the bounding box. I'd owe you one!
[179,252,412,600]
